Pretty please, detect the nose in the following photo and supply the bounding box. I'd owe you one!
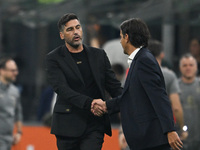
[74,28,79,34]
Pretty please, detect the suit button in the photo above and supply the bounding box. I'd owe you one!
[66,108,70,112]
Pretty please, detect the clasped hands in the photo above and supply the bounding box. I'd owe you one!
[91,99,107,116]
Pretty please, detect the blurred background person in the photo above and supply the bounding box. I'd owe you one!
[37,86,57,127]
[0,57,23,150]
[148,39,187,140]
[118,126,129,150]
[189,38,200,76]
[178,54,200,150]
[103,39,129,70]
[111,63,126,87]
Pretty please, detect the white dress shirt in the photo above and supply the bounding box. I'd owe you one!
[127,47,142,68]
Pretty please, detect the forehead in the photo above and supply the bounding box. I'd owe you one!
[181,57,196,65]
[5,60,17,68]
[64,19,80,28]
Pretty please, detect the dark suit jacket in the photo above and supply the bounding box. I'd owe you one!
[45,44,122,137]
[107,48,175,150]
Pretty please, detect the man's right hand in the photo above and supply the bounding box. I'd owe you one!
[91,99,107,116]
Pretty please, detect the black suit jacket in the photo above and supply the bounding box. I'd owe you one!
[45,44,122,137]
[107,48,175,150]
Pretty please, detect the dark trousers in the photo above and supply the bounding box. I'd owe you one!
[56,130,104,150]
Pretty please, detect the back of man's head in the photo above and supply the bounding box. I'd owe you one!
[148,39,163,58]
[120,18,151,48]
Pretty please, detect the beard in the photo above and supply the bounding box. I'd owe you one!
[5,76,15,83]
[65,34,83,49]
[182,74,194,80]
[67,41,82,49]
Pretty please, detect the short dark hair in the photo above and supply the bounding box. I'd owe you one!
[120,18,151,48]
[179,53,197,65]
[0,57,13,69]
[57,13,79,32]
[180,53,195,60]
[148,39,163,57]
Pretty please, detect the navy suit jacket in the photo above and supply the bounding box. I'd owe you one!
[107,48,175,150]
[46,44,122,137]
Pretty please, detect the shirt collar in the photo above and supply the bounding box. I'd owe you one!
[127,46,142,67]
[128,46,142,60]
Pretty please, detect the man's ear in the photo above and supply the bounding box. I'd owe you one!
[60,32,64,40]
[125,34,129,43]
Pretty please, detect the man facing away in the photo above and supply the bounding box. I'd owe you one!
[148,39,188,140]
[178,54,200,150]
[0,57,23,150]
[45,13,122,150]
[92,18,183,150]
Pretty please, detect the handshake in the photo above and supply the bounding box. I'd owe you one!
[91,99,107,116]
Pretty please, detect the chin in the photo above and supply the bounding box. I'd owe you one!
[123,51,128,55]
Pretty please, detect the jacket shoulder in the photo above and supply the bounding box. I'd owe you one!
[46,45,64,58]
[138,48,157,64]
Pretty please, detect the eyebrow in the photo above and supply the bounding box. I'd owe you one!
[65,24,81,30]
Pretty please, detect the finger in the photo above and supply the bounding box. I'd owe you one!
[171,141,181,150]
[176,140,183,148]
[94,105,104,112]
[93,108,103,114]
[177,139,183,146]
[173,143,180,150]
[91,101,96,109]
[94,109,104,115]
[176,142,183,149]
[94,112,103,117]
[169,142,176,150]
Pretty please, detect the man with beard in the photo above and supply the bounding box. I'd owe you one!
[0,57,23,150]
[178,54,200,150]
[45,13,122,150]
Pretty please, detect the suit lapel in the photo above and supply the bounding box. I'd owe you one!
[123,48,145,92]
[61,45,85,85]
[123,59,135,92]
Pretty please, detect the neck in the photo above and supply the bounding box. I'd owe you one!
[156,58,162,66]
[66,43,83,53]
[181,76,196,84]
[127,46,137,56]
[0,76,9,85]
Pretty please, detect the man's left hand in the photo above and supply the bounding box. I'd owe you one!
[167,131,183,150]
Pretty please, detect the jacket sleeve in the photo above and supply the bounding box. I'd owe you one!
[45,55,93,109]
[137,57,175,134]
[102,50,123,114]
[106,95,122,115]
